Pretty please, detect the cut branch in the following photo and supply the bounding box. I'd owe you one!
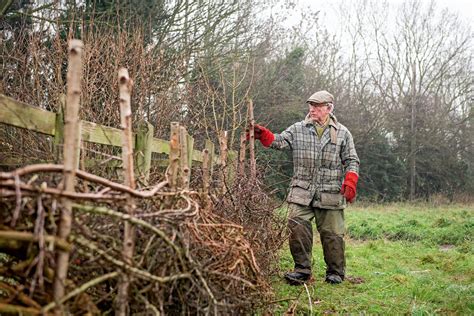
[54,39,83,310]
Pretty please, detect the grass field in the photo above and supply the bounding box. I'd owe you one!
[270,203,474,315]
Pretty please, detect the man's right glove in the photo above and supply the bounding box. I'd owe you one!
[248,124,275,147]
[340,171,359,203]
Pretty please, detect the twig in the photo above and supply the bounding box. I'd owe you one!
[31,194,46,294]
[136,194,195,218]
[0,303,44,315]
[303,283,313,316]
[206,270,256,289]
[0,282,41,309]
[73,236,191,284]
[0,164,169,198]
[11,174,21,227]
[0,230,72,252]
[42,271,119,313]
[1,180,125,200]
[138,294,161,315]
[71,203,184,258]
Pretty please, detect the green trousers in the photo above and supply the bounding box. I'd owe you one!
[287,202,345,278]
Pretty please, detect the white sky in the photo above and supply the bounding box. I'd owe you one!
[285,0,473,30]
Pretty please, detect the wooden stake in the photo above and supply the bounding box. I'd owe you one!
[135,121,154,185]
[167,122,180,189]
[201,148,210,209]
[218,130,228,194]
[248,99,256,180]
[54,39,83,314]
[116,67,135,316]
[118,68,135,190]
[238,132,247,176]
[186,133,194,182]
[205,139,215,178]
[53,94,65,163]
[179,126,190,189]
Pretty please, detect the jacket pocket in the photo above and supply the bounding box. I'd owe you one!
[319,192,345,208]
[287,179,313,206]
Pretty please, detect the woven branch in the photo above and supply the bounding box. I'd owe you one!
[0,230,72,252]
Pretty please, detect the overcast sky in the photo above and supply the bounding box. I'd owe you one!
[284,0,473,30]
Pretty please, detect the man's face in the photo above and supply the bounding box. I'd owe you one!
[308,102,331,124]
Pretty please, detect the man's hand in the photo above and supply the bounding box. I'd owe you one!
[247,124,275,147]
[340,172,359,203]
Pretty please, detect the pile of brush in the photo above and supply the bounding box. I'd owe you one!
[0,39,287,315]
[0,162,285,315]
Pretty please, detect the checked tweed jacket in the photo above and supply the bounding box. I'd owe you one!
[271,114,360,209]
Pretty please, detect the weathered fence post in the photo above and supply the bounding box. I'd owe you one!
[135,120,154,185]
[53,39,83,314]
[186,133,194,182]
[201,148,210,209]
[238,132,247,176]
[247,99,256,181]
[226,150,237,188]
[53,94,65,163]
[218,130,228,194]
[116,68,136,315]
[205,139,215,179]
[179,126,190,189]
[167,122,180,189]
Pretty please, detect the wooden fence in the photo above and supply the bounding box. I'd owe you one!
[0,93,224,184]
[0,39,260,315]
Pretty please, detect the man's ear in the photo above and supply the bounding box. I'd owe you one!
[328,103,334,112]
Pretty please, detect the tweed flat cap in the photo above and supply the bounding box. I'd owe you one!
[306,90,334,104]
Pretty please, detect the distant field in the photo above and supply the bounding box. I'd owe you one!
[270,203,474,314]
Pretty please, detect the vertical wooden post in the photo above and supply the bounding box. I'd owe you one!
[53,94,65,163]
[238,133,247,176]
[205,139,215,179]
[76,121,82,169]
[135,120,154,185]
[118,68,135,190]
[179,126,190,189]
[226,150,237,188]
[186,133,194,180]
[248,99,256,181]
[218,130,228,194]
[54,39,83,313]
[201,148,210,209]
[116,68,136,316]
[167,122,180,189]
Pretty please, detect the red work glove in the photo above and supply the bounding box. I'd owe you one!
[247,124,275,147]
[340,171,359,203]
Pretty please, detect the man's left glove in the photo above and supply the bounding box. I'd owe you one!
[340,172,359,203]
[247,124,275,147]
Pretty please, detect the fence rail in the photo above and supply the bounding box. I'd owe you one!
[0,93,218,168]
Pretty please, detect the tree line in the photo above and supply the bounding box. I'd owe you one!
[1,0,472,202]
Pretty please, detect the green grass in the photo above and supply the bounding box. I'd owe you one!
[269,203,474,314]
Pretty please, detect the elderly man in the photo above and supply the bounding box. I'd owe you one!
[253,90,360,285]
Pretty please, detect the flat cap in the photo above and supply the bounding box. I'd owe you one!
[306,90,334,104]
